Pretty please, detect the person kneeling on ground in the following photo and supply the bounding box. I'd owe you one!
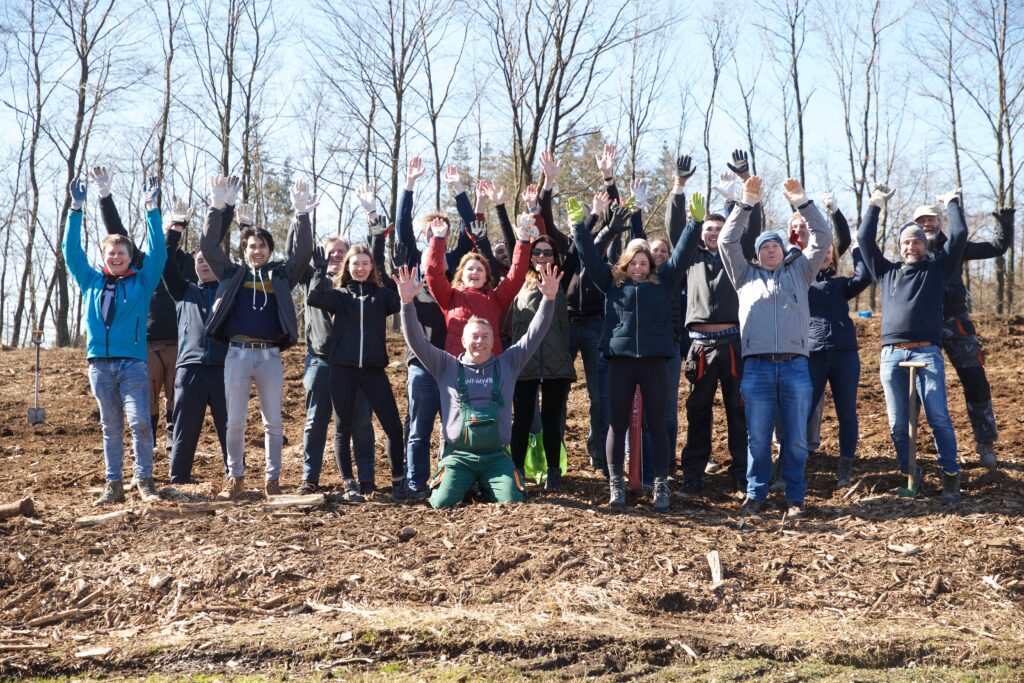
[396,264,561,508]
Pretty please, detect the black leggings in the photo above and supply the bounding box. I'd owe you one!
[606,357,670,479]
[510,378,571,471]
[328,365,404,481]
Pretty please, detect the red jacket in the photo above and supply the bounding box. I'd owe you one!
[425,236,531,357]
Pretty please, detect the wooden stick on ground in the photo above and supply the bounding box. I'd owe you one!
[0,496,34,520]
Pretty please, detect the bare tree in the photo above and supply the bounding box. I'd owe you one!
[700,15,735,200]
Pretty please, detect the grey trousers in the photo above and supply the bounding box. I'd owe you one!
[224,346,284,481]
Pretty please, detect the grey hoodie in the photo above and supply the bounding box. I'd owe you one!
[718,201,831,358]
[401,297,553,447]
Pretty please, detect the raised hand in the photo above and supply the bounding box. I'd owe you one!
[689,192,707,223]
[171,199,195,225]
[69,177,87,211]
[236,202,256,227]
[869,183,895,209]
[592,191,610,218]
[429,216,448,239]
[522,183,539,210]
[516,213,540,241]
[822,191,838,213]
[481,181,505,205]
[311,245,328,270]
[368,215,390,237]
[536,262,563,300]
[630,177,648,206]
[443,165,463,194]
[741,176,764,206]
[781,178,807,206]
[356,184,376,214]
[566,196,585,224]
[936,187,962,207]
[223,175,242,207]
[540,149,561,186]
[209,176,229,210]
[142,176,160,209]
[608,203,630,234]
[727,149,750,179]
[467,220,488,241]
[712,171,741,202]
[406,156,426,188]
[291,179,319,215]
[595,143,616,179]
[393,265,424,303]
[89,166,112,199]
[675,154,695,183]
[475,180,490,210]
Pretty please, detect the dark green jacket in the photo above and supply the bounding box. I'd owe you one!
[511,281,575,382]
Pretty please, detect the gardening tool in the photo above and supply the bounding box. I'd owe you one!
[28,330,45,425]
[897,360,927,497]
[627,388,643,492]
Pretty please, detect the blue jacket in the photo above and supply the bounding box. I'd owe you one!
[63,208,166,361]
[573,216,699,358]
[858,202,967,346]
[808,248,871,352]
[162,229,226,367]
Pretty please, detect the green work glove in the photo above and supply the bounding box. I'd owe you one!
[689,192,706,223]
[566,196,584,224]
[621,194,636,213]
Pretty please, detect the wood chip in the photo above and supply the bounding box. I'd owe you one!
[75,647,112,658]
[75,510,133,528]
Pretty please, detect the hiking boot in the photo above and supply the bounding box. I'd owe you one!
[359,481,377,496]
[295,480,318,495]
[941,472,961,505]
[976,443,998,469]
[93,480,125,507]
[704,456,722,475]
[678,479,701,498]
[342,479,365,503]
[392,479,413,503]
[135,477,160,503]
[652,477,670,513]
[216,477,244,501]
[609,475,626,509]
[544,468,562,492]
[408,487,430,501]
[836,457,854,489]
[739,497,764,515]
[786,502,804,518]
[265,479,282,497]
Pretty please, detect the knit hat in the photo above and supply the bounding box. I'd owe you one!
[754,230,785,253]
[899,224,928,244]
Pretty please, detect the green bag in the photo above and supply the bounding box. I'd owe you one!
[523,430,568,483]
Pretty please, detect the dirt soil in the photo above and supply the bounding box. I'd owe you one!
[1,315,1023,680]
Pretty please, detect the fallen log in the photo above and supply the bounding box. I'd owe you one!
[0,496,34,520]
[26,608,99,628]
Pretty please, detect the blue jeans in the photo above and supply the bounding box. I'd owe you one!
[302,354,375,484]
[88,359,153,481]
[741,356,812,503]
[879,345,959,475]
[569,318,608,468]
[405,361,441,492]
[808,349,859,461]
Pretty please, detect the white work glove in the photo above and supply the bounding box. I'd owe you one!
[428,217,448,239]
[89,166,113,199]
[822,191,838,213]
[223,175,242,207]
[236,202,256,227]
[936,188,962,207]
[170,199,195,225]
[209,175,229,210]
[516,213,540,241]
[869,183,895,209]
[712,172,742,202]
[290,179,319,215]
[355,184,376,214]
[630,176,648,208]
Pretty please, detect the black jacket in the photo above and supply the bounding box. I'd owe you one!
[927,208,1014,319]
[859,203,967,346]
[807,248,871,352]
[201,207,312,350]
[306,269,401,368]
[162,230,226,366]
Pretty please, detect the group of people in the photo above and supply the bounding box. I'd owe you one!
[63,144,1013,514]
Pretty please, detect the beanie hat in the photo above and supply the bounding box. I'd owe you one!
[754,230,785,253]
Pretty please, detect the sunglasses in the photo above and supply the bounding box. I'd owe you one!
[531,247,554,257]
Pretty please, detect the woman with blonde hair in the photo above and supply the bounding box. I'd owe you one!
[571,191,699,512]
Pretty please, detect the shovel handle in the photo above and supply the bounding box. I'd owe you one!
[898,361,927,369]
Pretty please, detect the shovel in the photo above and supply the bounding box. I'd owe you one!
[28,329,45,425]
[897,360,927,497]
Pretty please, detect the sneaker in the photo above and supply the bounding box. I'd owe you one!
[652,477,670,513]
[265,479,282,497]
[544,468,562,492]
[93,480,125,507]
[295,480,318,495]
[941,472,961,505]
[408,488,429,501]
[135,477,161,503]
[608,475,626,509]
[359,481,377,496]
[678,479,701,497]
[976,443,998,469]
[836,458,853,489]
[342,479,365,503]
[739,497,764,515]
[704,456,722,475]
[392,479,413,503]
[216,477,244,501]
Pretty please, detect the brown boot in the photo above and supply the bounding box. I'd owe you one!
[216,477,244,501]
[265,479,282,497]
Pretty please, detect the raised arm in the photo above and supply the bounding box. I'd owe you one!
[570,197,613,291]
[305,256,341,313]
[397,157,426,267]
[493,216,533,309]
[718,177,761,286]
[62,179,93,287]
[503,264,560,374]
[285,180,316,283]
[423,220,455,310]
[395,266,455,378]
[779,180,831,286]
[136,179,167,291]
[856,185,896,282]
[162,226,190,301]
[822,192,852,256]
[200,206,230,280]
[964,207,1015,261]
[939,191,969,280]
[843,247,872,300]
[446,165,477,260]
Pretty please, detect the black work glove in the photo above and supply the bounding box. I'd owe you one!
[727,149,749,177]
[675,155,695,181]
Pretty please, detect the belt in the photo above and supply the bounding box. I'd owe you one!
[691,334,740,347]
[887,341,933,350]
[569,314,603,324]
[750,353,801,362]
[230,341,278,350]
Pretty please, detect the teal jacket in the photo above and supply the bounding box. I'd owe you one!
[62,208,166,361]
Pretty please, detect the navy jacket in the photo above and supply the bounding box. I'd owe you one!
[573,216,699,358]
[163,229,227,367]
[858,202,967,346]
[808,248,872,352]
[306,269,401,369]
